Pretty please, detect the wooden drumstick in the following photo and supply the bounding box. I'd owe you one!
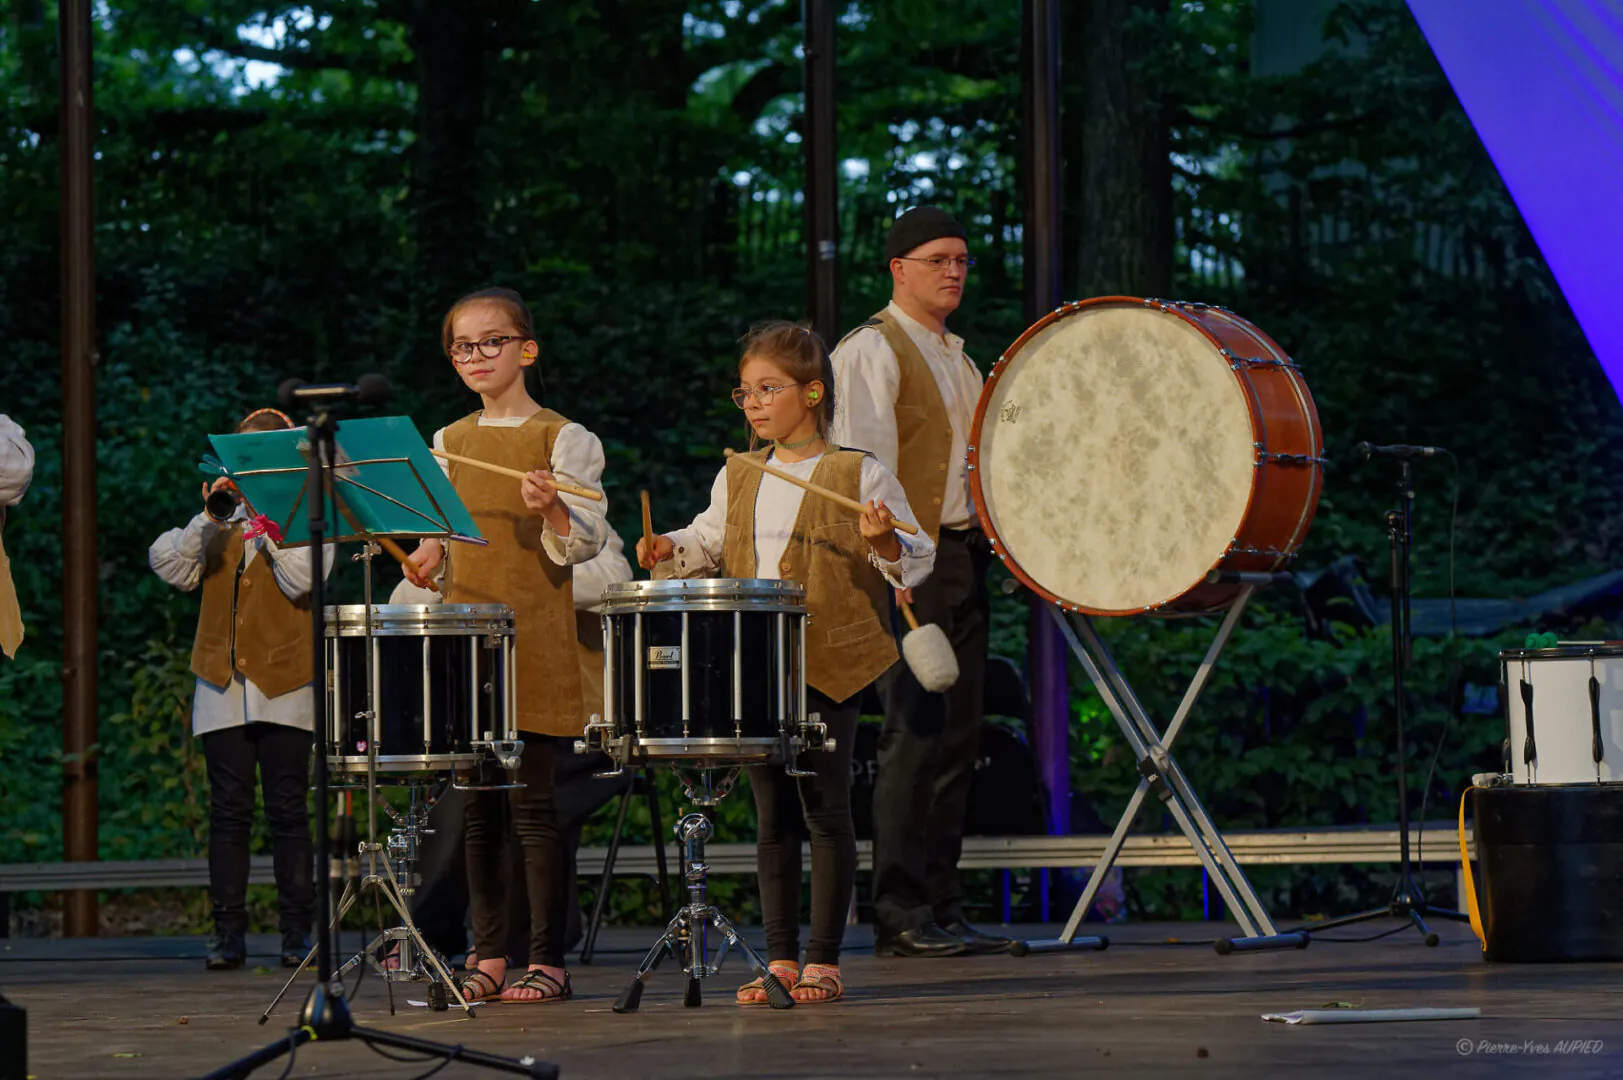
[431,448,604,502]
[900,599,922,631]
[722,448,919,535]
[640,489,656,578]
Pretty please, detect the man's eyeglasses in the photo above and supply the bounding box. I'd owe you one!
[895,255,976,273]
[731,382,800,408]
[448,335,525,364]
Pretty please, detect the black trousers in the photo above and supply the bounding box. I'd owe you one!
[411,750,623,962]
[747,689,859,966]
[465,736,568,968]
[871,527,991,936]
[201,723,314,938]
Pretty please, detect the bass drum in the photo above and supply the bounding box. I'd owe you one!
[969,297,1324,615]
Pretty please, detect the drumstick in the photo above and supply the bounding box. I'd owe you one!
[430,448,604,502]
[639,489,656,578]
[723,448,919,535]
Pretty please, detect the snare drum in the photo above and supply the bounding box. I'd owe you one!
[1500,646,1623,785]
[326,604,517,775]
[969,297,1324,615]
[597,579,806,762]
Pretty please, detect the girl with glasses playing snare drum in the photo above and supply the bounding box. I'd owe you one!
[638,321,936,1005]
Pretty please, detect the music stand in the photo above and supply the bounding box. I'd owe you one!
[200,411,555,1080]
[1013,572,1310,957]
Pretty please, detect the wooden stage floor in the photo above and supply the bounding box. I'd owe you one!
[5,920,1620,1078]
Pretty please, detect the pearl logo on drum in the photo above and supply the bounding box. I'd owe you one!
[647,645,682,669]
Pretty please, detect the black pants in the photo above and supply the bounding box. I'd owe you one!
[202,723,314,938]
[871,527,991,936]
[411,750,624,962]
[747,689,859,966]
[465,736,567,968]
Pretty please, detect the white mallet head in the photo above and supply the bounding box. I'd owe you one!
[902,621,959,692]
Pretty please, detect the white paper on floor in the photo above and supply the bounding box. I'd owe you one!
[1262,1007,1481,1025]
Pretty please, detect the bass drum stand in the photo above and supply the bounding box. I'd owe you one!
[1014,574,1311,957]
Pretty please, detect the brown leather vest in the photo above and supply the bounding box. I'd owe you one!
[857,308,957,542]
[720,448,897,703]
[190,524,315,699]
[442,411,584,736]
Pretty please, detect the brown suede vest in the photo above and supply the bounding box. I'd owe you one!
[576,610,605,724]
[862,308,957,542]
[442,411,584,736]
[0,527,23,658]
[190,524,314,699]
[720,448,897,703]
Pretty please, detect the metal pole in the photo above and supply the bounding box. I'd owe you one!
[1022,0,1069,839]
[802,0,839,345]
[59,0,100,937]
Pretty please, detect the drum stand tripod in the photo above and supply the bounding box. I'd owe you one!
[1014,577,1310,957]
[609,766,794,1012]
[260,543,475,1021]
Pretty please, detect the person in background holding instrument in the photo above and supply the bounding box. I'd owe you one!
[0,415,34,659]
[638,321,936,1006]
[403,286,609,1005]
[148,407,334,971]
[830,206,1011,957]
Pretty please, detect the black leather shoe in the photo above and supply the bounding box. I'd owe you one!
[280,930,312,969]
[943,920,1015,955]
[206,932,246,971]
[873,923,969,958]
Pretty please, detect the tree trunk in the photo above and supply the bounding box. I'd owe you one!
[411,0,492,380]
[1073,0,1173,299]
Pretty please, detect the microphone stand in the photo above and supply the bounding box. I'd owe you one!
[202,399,557,1080]
[1298,457,1468,945]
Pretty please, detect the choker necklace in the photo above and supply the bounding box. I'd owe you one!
[774,433,822,451]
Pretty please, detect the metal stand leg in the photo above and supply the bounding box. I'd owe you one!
[580,778,636,965]
[261,786,473,1022]
[611,786,793,1013]
[1013,593,1309,957]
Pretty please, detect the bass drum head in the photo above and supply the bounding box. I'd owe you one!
[973,300,1258,614]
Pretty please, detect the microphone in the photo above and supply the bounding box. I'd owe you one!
[1355,442,1443,460]
[277,373,393,411]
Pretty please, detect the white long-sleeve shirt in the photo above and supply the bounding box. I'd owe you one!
[431,415,608,567]
[829,300,984,531]
[662,451,935,589]
[0,415,34,507]
[149,506,336,735]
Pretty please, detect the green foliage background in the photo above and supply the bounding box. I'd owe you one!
[2,0,1618,928]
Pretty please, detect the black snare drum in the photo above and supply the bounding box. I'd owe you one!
[325,604,517,775]
[593,579,806,762]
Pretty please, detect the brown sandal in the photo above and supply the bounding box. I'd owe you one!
[736,961,800,1006]
[454,968,504,1004]
[791,963,843,1004]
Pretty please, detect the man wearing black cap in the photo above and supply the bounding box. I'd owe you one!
[831,207,1011,957]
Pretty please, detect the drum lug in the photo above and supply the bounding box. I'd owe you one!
[1256,451,1327,467]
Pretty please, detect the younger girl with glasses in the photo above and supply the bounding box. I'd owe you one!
[405,286,610,1005]
[638,321,935,1005]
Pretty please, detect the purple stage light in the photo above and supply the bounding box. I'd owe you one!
[1407,0,1623,399]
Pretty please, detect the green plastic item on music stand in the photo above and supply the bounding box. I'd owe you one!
[205,415,483,548]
